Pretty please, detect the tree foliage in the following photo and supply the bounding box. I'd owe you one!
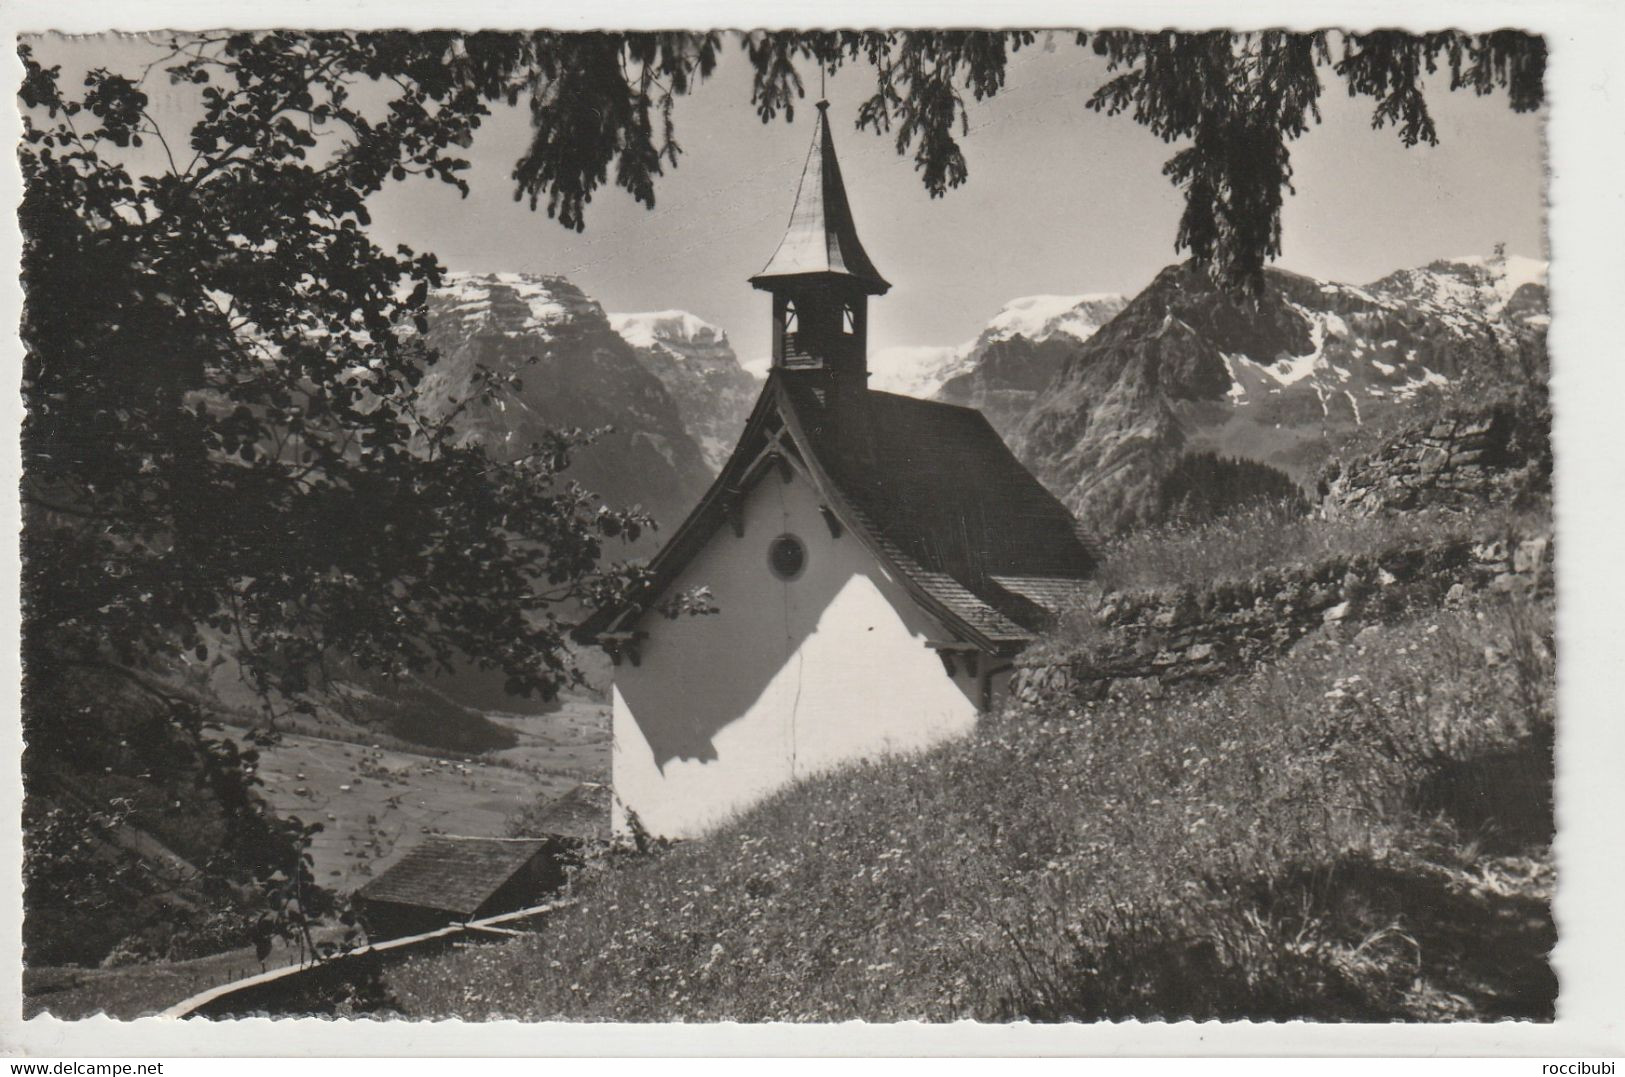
[1156,451,1306,525]
[502,29,1545,291]
[18,32,667,956]
[20,33,664,709]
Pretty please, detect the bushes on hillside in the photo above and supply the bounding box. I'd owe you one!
[1155,451,1305,524]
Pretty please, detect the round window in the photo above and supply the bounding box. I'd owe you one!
[768,534,807,580]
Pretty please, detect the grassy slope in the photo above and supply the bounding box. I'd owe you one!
[385,585,1554,1022]
[1086,498,1544,597]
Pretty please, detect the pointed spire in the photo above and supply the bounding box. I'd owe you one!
[750,101,890,296]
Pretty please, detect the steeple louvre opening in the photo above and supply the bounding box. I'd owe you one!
[752,101,888,390]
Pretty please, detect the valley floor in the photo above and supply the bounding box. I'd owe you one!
[242,697,609,893]
[23,696,610,1020]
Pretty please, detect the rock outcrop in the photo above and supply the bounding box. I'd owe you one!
[418,273,714,543]
[935,334,1090,441]
[609,310,759,472]
[1318,402,1551,519]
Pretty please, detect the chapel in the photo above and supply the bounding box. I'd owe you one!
[577,101,1096,839]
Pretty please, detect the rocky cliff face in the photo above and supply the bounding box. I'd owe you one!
[417,273,713,542]
[936,335,1098,441]
[1012,256,1548,535]
[608,310,759,471]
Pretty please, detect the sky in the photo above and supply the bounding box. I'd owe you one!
[31,32,1547,371]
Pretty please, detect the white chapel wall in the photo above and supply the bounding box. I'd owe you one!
[610,467,987,839]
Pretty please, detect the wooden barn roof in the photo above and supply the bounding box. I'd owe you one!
[577,376,1096,655]
[749,101,890,296]
[355,836,550,917]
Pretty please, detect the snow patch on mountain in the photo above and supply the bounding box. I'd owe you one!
[1206,255,1547,422]
[870,293,1127,399]
[608,308,758,472]
[1269,319,1327,386]
[869,343,976,397]
[1442,254,1547,311]
[608,310,733,358]
[439,271,602,337]
[981,293,1127,345]
[1371,254,1549,330]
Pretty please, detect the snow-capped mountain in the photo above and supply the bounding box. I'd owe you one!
[929,293,1129,438]
[868,344,976,399]
[1371,254,1548,329]
[416,273,714,544]
[1192,254,1547,430]
[410,254,1546,546]
[1011,254,1548,534]
[975,292,1129,348]
[608,310,758,471]
[868,292,1127,401]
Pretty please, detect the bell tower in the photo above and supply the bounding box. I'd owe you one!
[750,101,890,398]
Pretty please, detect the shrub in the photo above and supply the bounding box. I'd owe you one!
[1156,452,1306,524]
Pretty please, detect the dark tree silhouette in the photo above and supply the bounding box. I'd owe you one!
[1157,452,1307,525]
[17,32,693,957]
[500,30,1543,291]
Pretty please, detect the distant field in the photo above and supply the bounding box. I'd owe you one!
[24,693,611,1021]
[252,694,610,893]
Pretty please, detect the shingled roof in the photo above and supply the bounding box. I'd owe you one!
[355,836,551,918]
[796,384,1093,583]
[577,376,1096,654]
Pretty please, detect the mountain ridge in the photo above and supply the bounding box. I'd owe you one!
[415,255,1547,542]
[1012,254,1548,533]
[607,309,758,471]
[418,272,715,543]
[869,291,1128,400]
